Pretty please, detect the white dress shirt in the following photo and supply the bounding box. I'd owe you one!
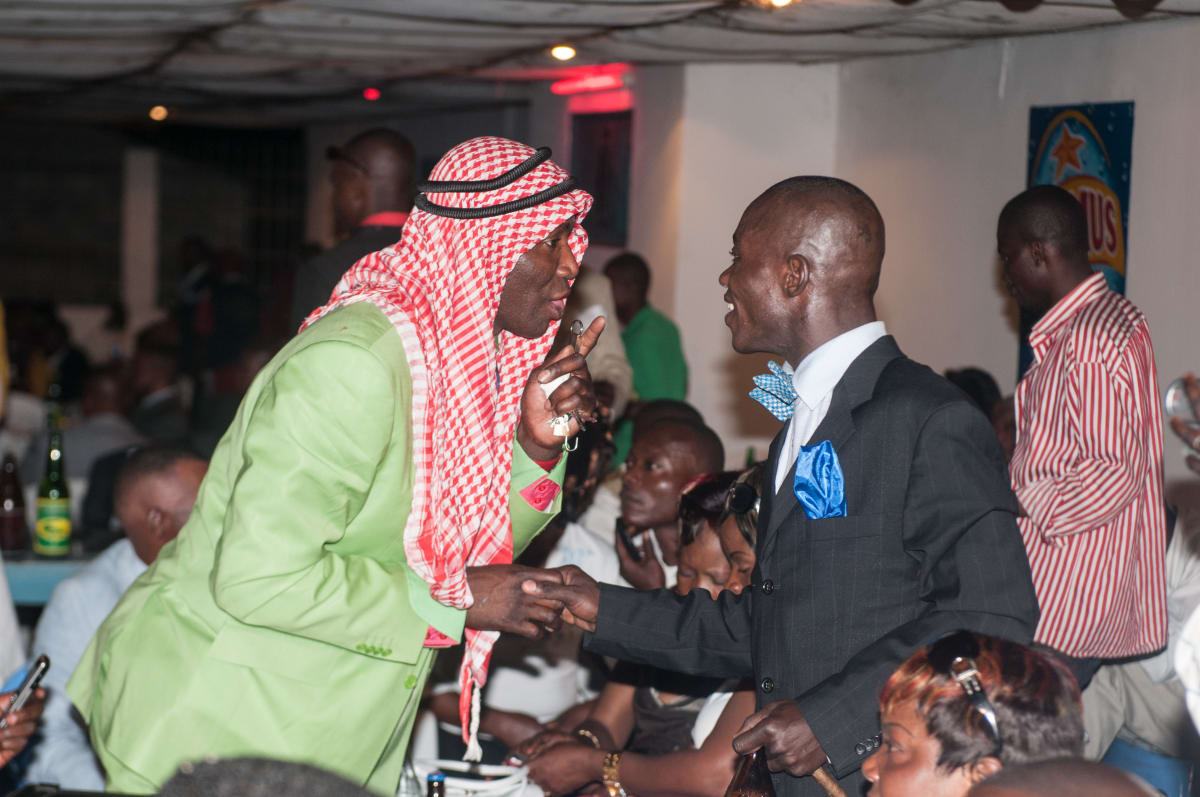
[774,322,887,492]
[27,539,146,789]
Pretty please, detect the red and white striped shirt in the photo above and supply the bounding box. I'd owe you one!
[1013,272,1167,659]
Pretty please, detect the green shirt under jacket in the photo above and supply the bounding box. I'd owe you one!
[67,302,565,794]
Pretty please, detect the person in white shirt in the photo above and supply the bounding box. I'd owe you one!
[1084,504,1200,763]
[26,446,207,789]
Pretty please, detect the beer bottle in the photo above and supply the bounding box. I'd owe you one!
[745,445,757,468]
[724,750,775,797]
[0,454,29,553]
[33,425,71,557]
[425,772,446,797]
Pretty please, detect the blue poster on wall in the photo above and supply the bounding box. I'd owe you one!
[1019,101,1135,376]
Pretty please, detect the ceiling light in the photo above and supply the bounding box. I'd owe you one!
[362,87,381,101]
[550,45,577,61]
[770,0,794,6]
[148,105,168,121]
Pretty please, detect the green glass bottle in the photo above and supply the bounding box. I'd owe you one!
[33,425,71,557]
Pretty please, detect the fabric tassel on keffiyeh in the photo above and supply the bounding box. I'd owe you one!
[303,137,593,757]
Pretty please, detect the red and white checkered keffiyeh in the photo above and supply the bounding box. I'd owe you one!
[302,137,592,753]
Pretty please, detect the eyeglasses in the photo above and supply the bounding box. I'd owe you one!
[726,482,760,516]
[927,631,1003,753]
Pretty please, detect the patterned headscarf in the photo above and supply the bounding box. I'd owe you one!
[303,137,592,752]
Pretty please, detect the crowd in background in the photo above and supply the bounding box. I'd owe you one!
[0,129,1198,797]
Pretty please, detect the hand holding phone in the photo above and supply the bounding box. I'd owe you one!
[0,654,49,730]
[614,518,644,563]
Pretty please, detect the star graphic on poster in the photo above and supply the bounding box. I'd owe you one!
[1050,125,1085,181]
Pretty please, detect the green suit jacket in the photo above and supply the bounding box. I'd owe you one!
[67,302,565,793]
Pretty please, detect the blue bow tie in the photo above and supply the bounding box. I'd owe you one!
[750,361,797,421]
[794,439,847,519]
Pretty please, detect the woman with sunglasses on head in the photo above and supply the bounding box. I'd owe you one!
[717,464,763,595]
[863,631,1084,797]
[523,473,756,797]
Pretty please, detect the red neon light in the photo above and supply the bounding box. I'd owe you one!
[567,89,633,115]
[363,87,381,101]
[549,63,631,95]
[552,74,624,95]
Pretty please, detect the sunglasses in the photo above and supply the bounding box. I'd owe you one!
[726,482,760,516]
[927,631,1003,753]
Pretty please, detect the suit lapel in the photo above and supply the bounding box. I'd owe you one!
[756,336,904,559]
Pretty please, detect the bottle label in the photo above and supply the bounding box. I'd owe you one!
[34,498,71,556]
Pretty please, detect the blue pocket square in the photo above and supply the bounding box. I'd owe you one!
[793,439,847,519]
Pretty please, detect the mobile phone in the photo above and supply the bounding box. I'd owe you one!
[0,654,49,729]
[615,518,644,563]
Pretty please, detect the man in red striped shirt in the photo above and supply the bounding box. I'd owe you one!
[998,185,1167,688]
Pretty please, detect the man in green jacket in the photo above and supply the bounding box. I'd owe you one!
[68,138,602,794]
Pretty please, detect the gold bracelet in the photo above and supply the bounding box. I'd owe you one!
[576,728,602,748]
[602,751,626,797]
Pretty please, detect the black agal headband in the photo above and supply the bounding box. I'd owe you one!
[414,147,578,220]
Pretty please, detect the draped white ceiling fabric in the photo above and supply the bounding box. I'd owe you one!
[2,0,1196,122]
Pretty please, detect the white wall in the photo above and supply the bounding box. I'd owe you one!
[669,63,841,465]
[835,18,1200,488]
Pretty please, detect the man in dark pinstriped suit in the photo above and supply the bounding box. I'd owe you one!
[531,177,1039,797]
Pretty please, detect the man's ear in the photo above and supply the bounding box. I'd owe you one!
[782,253,810,298]
[1029,240,1048,269]
[966,756,1003,785]
[146,506,169,541]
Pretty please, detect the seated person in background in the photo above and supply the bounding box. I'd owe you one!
[990,395,1016,464]
[21,365,144,485]
[862,631,1084,797]
[614,418,724,591]
[189,339,279,458]
[127,322,188,446]
[523,473,756,797]
[26,446,208,789]
[717,463,762,595]
[967,760,1158,797]
[1080,502,1200,790]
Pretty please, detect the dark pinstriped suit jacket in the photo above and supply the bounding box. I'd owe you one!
[585,335,1040,797]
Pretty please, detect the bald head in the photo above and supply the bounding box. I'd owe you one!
[723,176,884,362]
[81,365,128,418]
[330,128,415,236]
[968,760,1156,797]
[998,185,1089,267]
[749,176,885,296]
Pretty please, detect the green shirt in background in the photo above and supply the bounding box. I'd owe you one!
[613,305,688,465]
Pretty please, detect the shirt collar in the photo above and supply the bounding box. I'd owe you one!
[791,321,887,410]
[1029,272,1107,360]
[360,211,409,227]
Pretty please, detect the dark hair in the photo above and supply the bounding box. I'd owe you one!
[726,463,764,547]
[944,367,1002,416]
[879,632,1083,771]
[641,418,725,476]
[998,184,1089,263]
[679,471,742,545]
[160,757,373,797]
[113,445,203,509]
[604,252,651,296]
[631,399,704,437]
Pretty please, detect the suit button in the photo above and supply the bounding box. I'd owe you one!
[404,674,418,689]
[855,743,866,756]
[760,580,775,595]
[759,677,775,693]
